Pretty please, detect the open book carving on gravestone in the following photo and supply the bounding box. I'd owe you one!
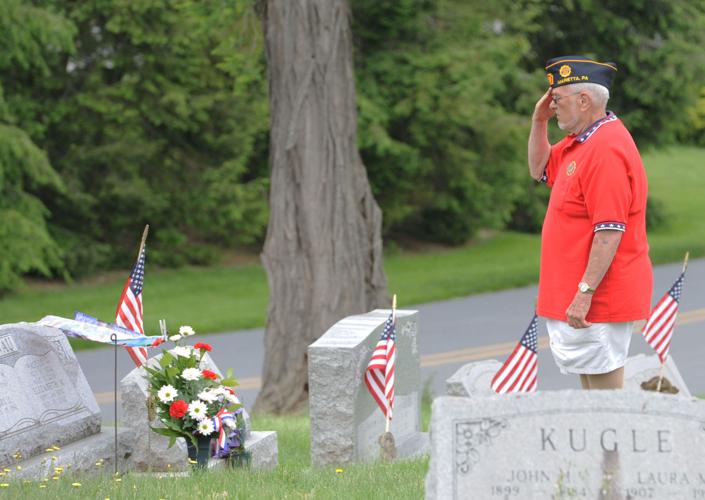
[0,322,131,480]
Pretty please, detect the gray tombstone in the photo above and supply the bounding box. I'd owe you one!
[308,309,429,467]
[120,350,277,471]
[0,323,102,466]
[445,360,502,397]
[425,391,705,500]
[623,354,691,397]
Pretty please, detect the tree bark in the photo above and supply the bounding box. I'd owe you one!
[255,0,388,414]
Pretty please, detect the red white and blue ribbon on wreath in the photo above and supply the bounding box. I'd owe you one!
[211,407,236,451]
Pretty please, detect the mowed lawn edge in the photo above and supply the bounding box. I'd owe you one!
[1,146,703,351]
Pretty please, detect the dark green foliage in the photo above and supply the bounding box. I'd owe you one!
[354,0,540,243]
[507,180,550,234]
[43,0,269,274]
[682,86,705,146]
[646,196,667,231]
[0,1,75,292]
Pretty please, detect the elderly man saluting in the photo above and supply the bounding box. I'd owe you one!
[528,55,653,390]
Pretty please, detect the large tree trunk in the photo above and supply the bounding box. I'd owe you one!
[255,0,388,414]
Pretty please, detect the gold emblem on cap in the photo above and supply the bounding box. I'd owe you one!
[547,73,554,86]
[566,160,577,176]
[559,65,572,78]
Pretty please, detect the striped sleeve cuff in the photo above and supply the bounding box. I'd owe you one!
[594,221,626,232]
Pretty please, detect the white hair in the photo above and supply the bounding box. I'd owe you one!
[570,82,609,109]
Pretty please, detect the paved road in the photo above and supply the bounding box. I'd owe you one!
[79,258,705,423]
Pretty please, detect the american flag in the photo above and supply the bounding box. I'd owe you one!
[642,271,685,363]
[115,245,147,366]
[364,312,396,419]
[491,314,538,394]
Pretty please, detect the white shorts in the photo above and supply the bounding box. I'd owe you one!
[545,319,634,375]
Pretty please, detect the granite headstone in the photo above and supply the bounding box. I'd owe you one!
[425,391,705,500]
[0,323,101,467]
[308,309,428,467]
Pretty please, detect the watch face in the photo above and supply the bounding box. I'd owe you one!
[579,282,588,292]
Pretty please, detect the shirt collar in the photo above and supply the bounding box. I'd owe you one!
[574,111,617,143]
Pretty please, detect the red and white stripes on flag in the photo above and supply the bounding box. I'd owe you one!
[115,245,147,366]
[364,312,396,419]
[491,313,538,394]
[642,271,685,363]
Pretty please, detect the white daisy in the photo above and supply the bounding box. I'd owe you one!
[179,325,196,336]
[211,386,228,397]
[197,419,214,436]
[198,390,218,403]
[181,368,202,381]
[226,393,241,405]
[157,385,177,403]
[172,346,193,358]
[169,334,182,342]
[188,400,208,419]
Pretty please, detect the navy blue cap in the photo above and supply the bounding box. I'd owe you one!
[545,55,617,89]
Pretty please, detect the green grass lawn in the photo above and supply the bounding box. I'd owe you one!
[0,414,429,499]
[1,145,703,350]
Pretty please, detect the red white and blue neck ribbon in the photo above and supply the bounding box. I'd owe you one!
[211,408,235,451]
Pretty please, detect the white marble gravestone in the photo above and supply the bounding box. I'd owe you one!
[623,353,691,397]
[308,309,429,467]
[120,351,278,471]
[445,359,502,398]
[0,323,102,466]
[425,391,705,500]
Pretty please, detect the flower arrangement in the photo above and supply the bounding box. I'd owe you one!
[144,326,246,460]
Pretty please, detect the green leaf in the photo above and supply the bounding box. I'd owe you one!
[149,426,183,440]
[220,377,238,387]
[160,352,174,368]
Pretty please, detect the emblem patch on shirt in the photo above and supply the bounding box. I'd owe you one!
[566,160,577,176]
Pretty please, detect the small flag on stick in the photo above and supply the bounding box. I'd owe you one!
[642,252,689,364]
[365,298,397,423]
[116,225,149,367]
[491,313,538,394]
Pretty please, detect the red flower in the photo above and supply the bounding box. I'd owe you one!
[169,400,188,419]
[225,387,235,395]
[201,369,218,380]
[151,338,165,347]
[193,342,212,352]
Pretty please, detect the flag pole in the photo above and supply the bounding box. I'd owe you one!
[385,294,397,434]
[655,363,665,393]
[111,333,118,476]
[656,251,689,393]
[139,224,149,255]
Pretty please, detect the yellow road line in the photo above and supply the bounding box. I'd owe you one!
[93,307,705,403]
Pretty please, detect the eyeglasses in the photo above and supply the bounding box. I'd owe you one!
[551,92,581,104]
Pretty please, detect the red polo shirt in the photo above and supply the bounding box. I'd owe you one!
[537,113,653,322]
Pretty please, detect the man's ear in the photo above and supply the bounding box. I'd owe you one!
[579,93,591,111]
